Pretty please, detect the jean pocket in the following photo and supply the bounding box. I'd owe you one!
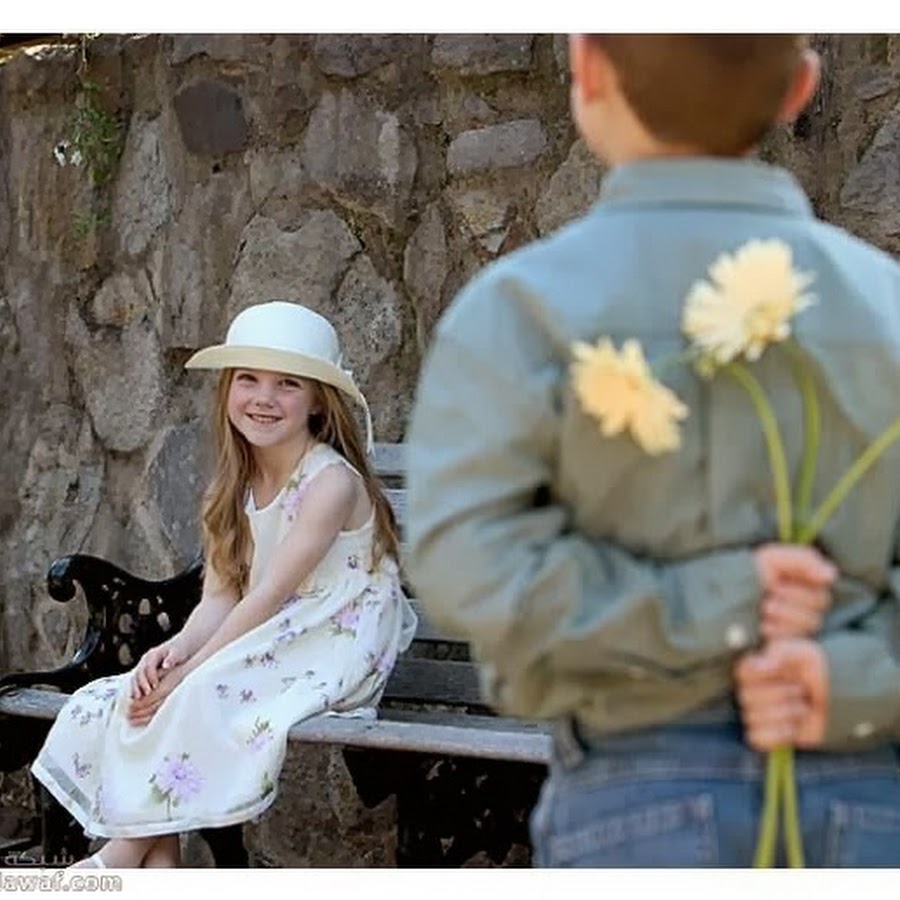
[543,792,718,867]
[825,801,900,867]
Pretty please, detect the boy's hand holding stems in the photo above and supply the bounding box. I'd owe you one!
[742,543,836,751]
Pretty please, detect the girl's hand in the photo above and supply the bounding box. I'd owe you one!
[127,664,189,726]
[754,544,837,639]
[131,640,189,700]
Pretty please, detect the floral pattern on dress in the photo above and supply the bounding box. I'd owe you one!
[330,599,361,637]
[281,475,310,522]
[246,718,275,753]
[72,753,92,779]
[149,753,203,819]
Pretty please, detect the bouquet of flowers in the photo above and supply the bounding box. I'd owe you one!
[571,238,900,867]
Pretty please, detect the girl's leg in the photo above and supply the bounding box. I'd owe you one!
[141,834,182,868]
[72,837,159,868]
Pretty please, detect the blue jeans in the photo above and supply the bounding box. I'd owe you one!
[531,719,900,867]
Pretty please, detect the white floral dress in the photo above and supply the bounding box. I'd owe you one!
[31,443,417,838]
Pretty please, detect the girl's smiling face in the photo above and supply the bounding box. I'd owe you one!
[226,368,318,453]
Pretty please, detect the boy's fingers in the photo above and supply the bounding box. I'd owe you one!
[778,545,838,583]
[740,698,808,730]
[734,652,783,684]
[736,680,804,709]
[745,722,797,752]
[757,544,838,586]
[768,583,830,611]
[761,600,821,639]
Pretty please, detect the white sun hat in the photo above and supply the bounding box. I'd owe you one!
[185,301,373,452]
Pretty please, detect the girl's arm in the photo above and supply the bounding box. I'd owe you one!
[134,464,357,710]
[132,565,239,697]
[168,564,241,659]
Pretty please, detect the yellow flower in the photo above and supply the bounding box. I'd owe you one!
[571,338,688,455]
[682,239,815,365]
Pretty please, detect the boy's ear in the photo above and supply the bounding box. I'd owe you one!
[568,34,616,104]
[776,48,821,124]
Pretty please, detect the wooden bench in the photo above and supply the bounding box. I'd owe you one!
[0,443,550,867]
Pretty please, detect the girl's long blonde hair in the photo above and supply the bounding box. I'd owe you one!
[201,371,399,598]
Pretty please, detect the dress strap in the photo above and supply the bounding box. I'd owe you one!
[299,443,358,483]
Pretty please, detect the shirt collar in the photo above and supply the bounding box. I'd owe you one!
[598,157,813,217]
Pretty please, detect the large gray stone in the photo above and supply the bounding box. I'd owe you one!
[434,88,497,133]
[313,35,412,78]
[66,309,166,454]
[147,422,212,565]
[87,270,155,328]
[332,255,405,442]
[449,188,511,254]
[247,148,309,228]
[169,34,252,66]
[10,410,102,668]
[432,35,534,75]
[113,117,175,259]
[840,102,900,234]
[155,169,254,350]
[174,81,249,157]
[229,211,361,319]
[535,139,605,236]
[854,66,897,101]
[403,203,448,351]
[244,743,397,865]
[447,119,547,174]
[553,34,570,83]
[301,89,418,228]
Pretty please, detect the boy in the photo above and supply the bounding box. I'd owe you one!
[406,36,900,866]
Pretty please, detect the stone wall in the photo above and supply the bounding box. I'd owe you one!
[1,32,899,866]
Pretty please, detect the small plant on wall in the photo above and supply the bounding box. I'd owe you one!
[53,34,125,237]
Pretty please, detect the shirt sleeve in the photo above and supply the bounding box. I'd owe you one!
[819,582,900,750]
[405,272,763,720]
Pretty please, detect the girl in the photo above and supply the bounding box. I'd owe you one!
[32,301,417,868]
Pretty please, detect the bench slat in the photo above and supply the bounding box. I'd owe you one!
[384,658,482,705]
[0,688,551,764]
[373,443,406,479]
[384,488,406,525]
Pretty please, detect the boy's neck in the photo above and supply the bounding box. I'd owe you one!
[602,133,758,168]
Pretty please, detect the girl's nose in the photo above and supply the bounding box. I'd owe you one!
[254,381,277,405]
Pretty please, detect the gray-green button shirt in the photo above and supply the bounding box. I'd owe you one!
[406,158,900,751]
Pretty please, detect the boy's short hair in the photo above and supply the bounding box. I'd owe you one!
[589,35,808,155]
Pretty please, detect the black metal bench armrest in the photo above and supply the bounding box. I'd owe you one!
[0,553,204,698]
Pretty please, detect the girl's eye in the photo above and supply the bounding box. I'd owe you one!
[280,378,302,389]
[235,372,256,383]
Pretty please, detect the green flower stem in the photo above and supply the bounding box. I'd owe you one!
[726,362,793,541]
[798,415,900,544]
[785,341,820,529]
[781,745,805,867]
[753,748,782,867]
[726,362,801,868]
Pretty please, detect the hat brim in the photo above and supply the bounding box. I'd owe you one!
[185,345,367,410]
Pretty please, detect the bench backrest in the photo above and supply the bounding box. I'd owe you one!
[369,443,484,710]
